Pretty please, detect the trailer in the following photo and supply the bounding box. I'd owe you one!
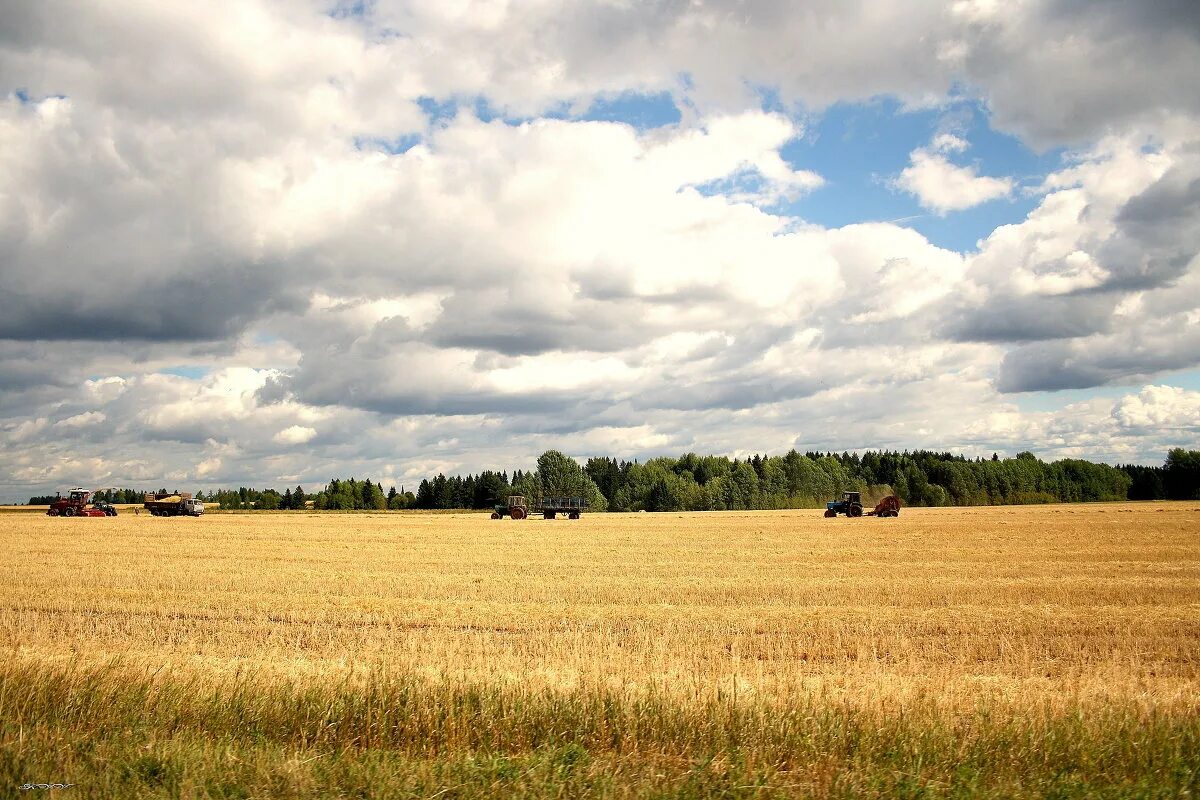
[143,492,205,517]
[539,496,589,520]
[491,495,589,520]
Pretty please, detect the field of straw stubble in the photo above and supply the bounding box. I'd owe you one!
[2,503,1199,798]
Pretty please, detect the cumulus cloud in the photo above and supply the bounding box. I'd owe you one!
[54,412,105,428]
[195,457,222,478]
[1113,385,1200,432]
[946,132,1200,392]
[896,135,1014,213]
[1,0,1200,499]
[274,426,317,445]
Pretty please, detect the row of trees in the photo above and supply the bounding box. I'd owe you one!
[209,486,313,510]
[413,451,608,511]
[578,450,1141,511]
[1121,449,1200,501]
[304,447,1198,513]
[217,481,417,510]
[388,447,1200,512]
[26,448,1200,509]
[310,479,416,510]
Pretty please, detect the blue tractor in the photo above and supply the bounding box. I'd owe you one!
[824,491,864,518]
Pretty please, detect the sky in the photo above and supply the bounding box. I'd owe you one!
[2,0,1200,501]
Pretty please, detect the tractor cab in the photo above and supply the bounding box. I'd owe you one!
[69,488,91,504]
[490,495,529,520]
[824,491,864,518]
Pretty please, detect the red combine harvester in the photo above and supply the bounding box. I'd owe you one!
[46,488,115,517]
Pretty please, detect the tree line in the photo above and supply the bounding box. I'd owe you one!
[27,448,1200,509]
[182,484,414,510]
[398,448,1198,511]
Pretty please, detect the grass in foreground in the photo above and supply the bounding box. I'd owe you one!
[2,658,1197,799]
[2,504,1198,797]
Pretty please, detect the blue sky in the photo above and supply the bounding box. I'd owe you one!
[784,98,1065,252]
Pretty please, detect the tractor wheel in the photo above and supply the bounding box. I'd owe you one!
[569,512,580,520]
[824,509,836,518]
[849,504,863,517]
[47,508,59,516]
[511,507,527,520]
[490,512,500,519]
[63,506,76,517]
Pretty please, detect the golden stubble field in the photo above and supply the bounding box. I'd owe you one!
[3,502,1198,713]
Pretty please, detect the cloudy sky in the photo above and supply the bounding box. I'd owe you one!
[2,0,1200,500]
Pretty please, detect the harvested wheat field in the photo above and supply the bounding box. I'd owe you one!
[2,503,1199,798]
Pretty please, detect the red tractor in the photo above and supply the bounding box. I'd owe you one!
[46,488,115,517]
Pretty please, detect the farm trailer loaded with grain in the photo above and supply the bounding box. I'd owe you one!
[144,492,205,517]
[491,495,589,520]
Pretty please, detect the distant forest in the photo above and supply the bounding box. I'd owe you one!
[30,448,1200,511]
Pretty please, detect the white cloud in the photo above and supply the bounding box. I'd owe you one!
[931,133,969,153]
[946,131,1200,392]
[54,411,106,428]
[957,384,1200,464]
[6,417,48,443]
[896,140,1014,214]
[274,425,317,445]
[195,457,222,477]
[1113,386,1200,432]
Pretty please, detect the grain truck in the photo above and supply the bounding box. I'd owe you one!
[143,492,205,517]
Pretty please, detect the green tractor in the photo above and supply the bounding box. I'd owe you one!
[490,495,529,520]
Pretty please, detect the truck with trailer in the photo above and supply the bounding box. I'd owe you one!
[143,492,205,517]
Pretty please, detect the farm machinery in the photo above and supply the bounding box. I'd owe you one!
[824,492,901,518]
[491,495,588,520]
[143,492,204,516]
[46,488,117,517]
